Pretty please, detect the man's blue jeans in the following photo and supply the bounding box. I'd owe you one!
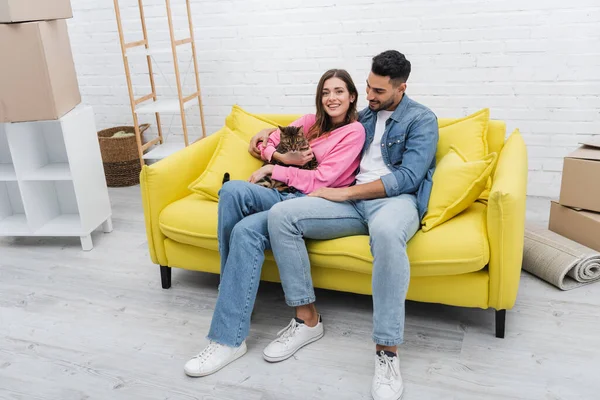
[267,195,420,346]
[207,180,303,347]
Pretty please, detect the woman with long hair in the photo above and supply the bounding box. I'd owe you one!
[184,69,366,377]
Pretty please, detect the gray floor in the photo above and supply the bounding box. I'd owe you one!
[0,187,598,400]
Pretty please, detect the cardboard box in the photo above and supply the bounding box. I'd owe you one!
[549,201,600,252]
[0,0,72,23]
[558,139,600,213]
[0,20,80,123]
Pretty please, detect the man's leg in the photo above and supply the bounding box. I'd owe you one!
[217,180,282,275]
[363,194,419,400]
[263,197,367,362]
[364,194,419,348]
[269,196,367,309]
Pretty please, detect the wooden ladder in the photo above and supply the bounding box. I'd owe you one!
[113,0,207,167]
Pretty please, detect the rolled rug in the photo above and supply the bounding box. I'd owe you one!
[523,224,600,290]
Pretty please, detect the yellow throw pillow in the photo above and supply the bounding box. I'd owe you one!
[422,146,497,232]
[188,127,264,201]
[225,104,279,143]
[436,108,490,164]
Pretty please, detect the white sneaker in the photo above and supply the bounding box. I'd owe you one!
[184,341,247,377]
[371,350,404,400]
[263,316,324,362]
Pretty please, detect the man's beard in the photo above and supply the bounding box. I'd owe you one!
[369,96,396,112]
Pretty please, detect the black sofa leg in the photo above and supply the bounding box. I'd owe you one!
[495,309,506,338]
[160,266,172,289]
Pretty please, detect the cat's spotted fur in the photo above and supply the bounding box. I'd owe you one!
[255,125,317,192]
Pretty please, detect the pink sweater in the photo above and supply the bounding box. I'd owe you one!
[260,114,365,194]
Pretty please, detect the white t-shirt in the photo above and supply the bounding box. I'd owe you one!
[355,110,394,185]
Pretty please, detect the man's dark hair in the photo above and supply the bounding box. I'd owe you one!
[371,50,411,86]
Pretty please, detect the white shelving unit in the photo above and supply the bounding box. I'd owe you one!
[135,97,199,115]
[0,105,112,251]
[0,127,16,181]
[141,142,185,160]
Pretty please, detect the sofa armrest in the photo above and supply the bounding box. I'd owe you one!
[487,129,528,310]
[140,133,221,266]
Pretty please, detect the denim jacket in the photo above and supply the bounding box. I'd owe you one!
[358,94,439,220]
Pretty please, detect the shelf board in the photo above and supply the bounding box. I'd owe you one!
[135,98,199,114]
[0,164,16,181]
[22,163,71,181]
[142,142,185,160]
[35,214,83,236]
[0,214,30,235]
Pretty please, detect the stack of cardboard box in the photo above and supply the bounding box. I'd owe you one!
[0,1,114,251]
[0,0,80,123]
[549,138,600,252]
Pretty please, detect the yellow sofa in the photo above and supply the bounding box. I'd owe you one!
[140,113,528,338]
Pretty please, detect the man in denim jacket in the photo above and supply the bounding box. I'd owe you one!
[256,50,438,400]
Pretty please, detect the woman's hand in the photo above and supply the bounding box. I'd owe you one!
[248,164,275,184]
[249,128,276,159]
[273,148,314,166]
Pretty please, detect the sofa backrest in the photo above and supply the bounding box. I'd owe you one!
[256,114,507,156]
[256,114,302,127]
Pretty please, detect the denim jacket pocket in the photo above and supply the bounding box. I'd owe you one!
[386,138,406,166]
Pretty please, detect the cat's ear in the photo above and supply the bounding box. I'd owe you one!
[296,126,304,135]
[278,125,286,132]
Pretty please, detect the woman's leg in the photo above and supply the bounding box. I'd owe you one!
[217,180,282,275]
[208,210,272,347]
[185,182,287,377]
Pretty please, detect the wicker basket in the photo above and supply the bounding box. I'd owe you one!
[97,124,150,187]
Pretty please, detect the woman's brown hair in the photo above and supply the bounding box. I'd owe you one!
[306,69,359,142]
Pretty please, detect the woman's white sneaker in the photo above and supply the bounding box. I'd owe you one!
[263,316,324,362]
[371,350,404,400]
[184,341,247,377]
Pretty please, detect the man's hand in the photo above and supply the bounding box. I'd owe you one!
[317,180,386,201]
[248,164,275,184]
[273,148,314,167]
[308,187,351,202]
[249,128,276,159]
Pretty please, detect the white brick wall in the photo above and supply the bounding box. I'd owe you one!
[67,0,600,198]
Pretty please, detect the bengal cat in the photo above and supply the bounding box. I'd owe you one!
[222,125,317,193]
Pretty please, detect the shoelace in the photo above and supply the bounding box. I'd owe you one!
[275,318,301,344]
[375,351,399,386]
[194,342,222,362]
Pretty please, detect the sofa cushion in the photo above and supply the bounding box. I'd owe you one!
[160,194,489,278]
[436,108,489,164]
[225,105,279,142]
[305,202,489,277]
[159,194,219,251]
[421,147,497,232]
[437,108,492,200]
[188,127,264,201]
